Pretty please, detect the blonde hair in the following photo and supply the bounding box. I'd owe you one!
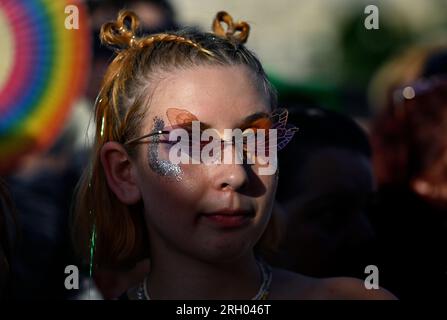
[369,41,447,115]
[72,10,279,270]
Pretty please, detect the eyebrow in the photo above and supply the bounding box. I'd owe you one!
[239,112,270,128]
[171,111,270,130]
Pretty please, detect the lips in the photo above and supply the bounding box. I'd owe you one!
[201,209,254,228]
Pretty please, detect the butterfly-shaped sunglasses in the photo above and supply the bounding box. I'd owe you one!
[124,108,299,158]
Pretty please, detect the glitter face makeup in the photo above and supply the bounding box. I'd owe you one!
[147,116,183,181]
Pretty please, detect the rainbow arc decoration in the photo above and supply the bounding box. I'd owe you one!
[0,0,90,173]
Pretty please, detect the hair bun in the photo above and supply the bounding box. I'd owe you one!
[212,11,250,44]
[100,10,140,50]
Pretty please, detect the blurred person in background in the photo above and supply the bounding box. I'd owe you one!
[271,107,377,280]
[0,179,17,300]
[368,45,447,299]
[6,120,90,299]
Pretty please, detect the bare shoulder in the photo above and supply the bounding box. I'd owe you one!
[269,268,397,300]
[314,277,397,300]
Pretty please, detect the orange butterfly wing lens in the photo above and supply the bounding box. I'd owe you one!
[166,108,199,127]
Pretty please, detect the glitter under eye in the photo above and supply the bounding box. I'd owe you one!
[147,117,183,181]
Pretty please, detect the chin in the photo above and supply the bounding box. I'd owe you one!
[193,236,256,264]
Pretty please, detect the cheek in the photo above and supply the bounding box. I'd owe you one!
[139,157,209,219]
[250,173,277,231]
[259,173,277,208]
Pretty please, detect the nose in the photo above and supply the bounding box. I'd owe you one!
[215,163,249,191]
[212,144,249,191]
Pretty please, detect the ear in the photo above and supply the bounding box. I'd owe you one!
[100,142,141,204]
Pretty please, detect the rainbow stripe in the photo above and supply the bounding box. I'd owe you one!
[0,0,90,173]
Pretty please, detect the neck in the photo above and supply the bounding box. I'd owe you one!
[146,238,261,299]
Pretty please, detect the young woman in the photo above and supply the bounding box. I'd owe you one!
[72,10,395,300]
